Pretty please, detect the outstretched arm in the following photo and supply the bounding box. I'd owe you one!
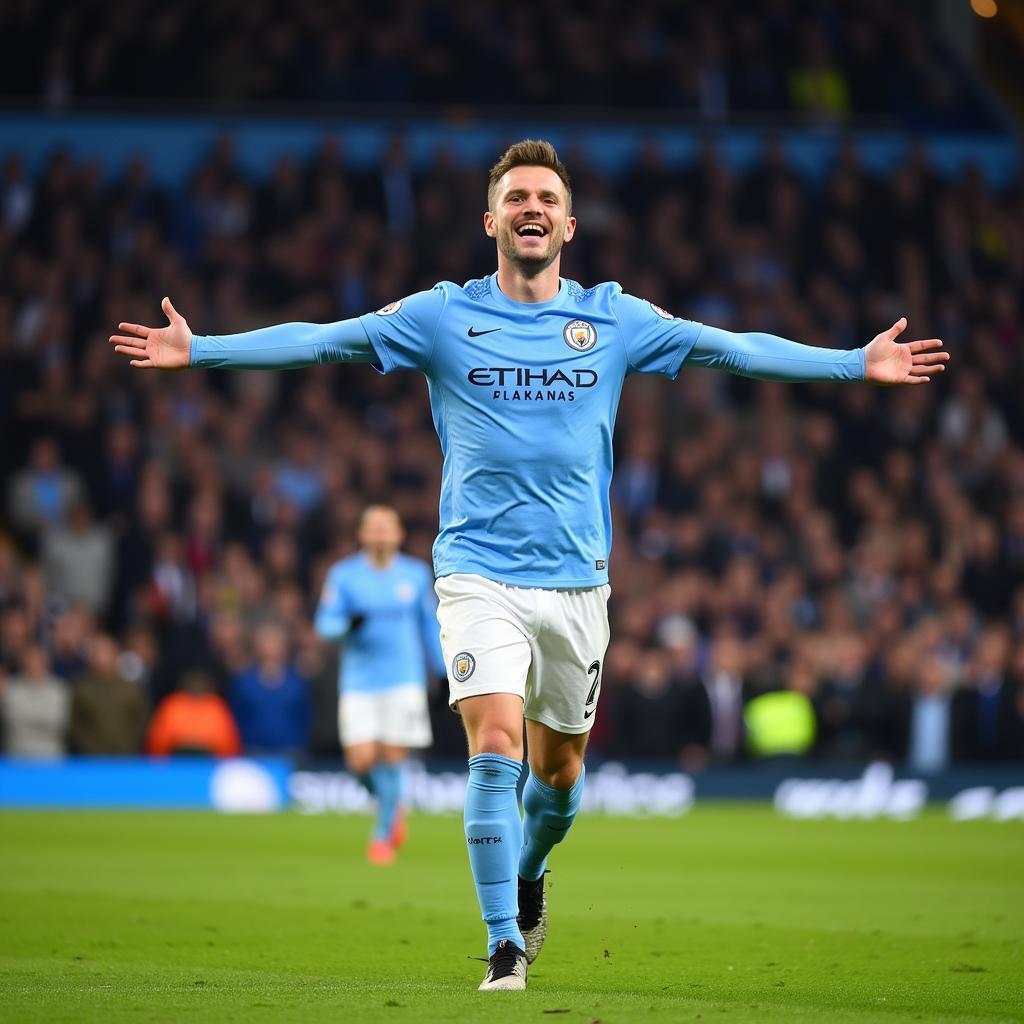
[314,571,356,643]
[110,297,376,370]
[688,318,947,385]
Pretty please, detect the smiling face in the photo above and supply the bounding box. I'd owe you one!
[484,165,576,276]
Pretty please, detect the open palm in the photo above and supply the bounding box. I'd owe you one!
[109,297,192,369]
[863,317,949,385]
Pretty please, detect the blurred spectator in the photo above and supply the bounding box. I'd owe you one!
[119,622,164,695]
[113,470,173,621]
[41,498,115,615]
[697,629,750,763]
[958,625,1019,761]
[940,369,1008,468]
[49,605,92,682]
[94,421,140,521]
[7,437,83,537]
[68,634,147,754]
[906,653,956,775]
[146,669,241,757]
[229,621,311,754]
[206,609,250,692]
[1,646,69,757]
[273,430,325,519]
[815,634,872,760]
[144,533,197,623]
[611,648,688,760]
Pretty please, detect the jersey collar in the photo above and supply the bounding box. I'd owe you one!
[487,273,566,312]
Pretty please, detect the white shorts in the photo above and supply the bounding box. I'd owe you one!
[435,573,611,735]
[338,683,433,749]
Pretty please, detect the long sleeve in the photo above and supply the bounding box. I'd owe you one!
[314,568,352,642]
[687,324,865,382]
[190,318,378,370]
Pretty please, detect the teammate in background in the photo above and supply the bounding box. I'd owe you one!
[314,504,444,865]
[110,139,948,991]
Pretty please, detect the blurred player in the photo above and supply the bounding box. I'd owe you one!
[110,139,948,991]
[315,504,444,865]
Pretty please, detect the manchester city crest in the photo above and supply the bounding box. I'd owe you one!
[563,319,597,352]
[452,652,476,682]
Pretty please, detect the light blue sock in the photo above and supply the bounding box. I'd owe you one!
[465,753,525,955]
[519,765,586,882]
[369,762,402,842]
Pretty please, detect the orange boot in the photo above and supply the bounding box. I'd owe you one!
[367,838,396,865]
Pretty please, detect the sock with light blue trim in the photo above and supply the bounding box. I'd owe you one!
[369,761,402,842]
[465,753,525,955]
[519,765,586,881]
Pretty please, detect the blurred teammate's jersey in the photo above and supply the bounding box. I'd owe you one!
[360,275,701,589]
[315,552,445,694]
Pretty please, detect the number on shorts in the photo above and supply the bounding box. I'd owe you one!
[585,660,601,709]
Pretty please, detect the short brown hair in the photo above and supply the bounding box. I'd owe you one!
[487,139,572,215]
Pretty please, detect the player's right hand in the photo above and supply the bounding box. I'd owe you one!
[109,296,192,369]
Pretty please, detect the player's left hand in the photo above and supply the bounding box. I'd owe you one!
[863,317,949,386]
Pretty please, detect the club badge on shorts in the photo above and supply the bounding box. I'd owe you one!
[452,652,476,682]
[563,319,597,352]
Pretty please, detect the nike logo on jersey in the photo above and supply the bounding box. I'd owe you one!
[468,327,502,337]
[583,709,595,719]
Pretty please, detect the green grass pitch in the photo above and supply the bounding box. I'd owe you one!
[0,806,1021,1023]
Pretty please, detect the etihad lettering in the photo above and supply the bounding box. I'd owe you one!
[468,367,598,388]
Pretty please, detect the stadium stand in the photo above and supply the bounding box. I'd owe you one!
[0,0,1001,129]
[1,2,1022,767]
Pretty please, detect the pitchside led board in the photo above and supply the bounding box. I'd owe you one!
[1,758,1021,821]
[0,758,290,812]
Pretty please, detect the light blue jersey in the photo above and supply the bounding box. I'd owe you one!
[314,552,445,694]
[192,273,864,589]
[360,278,698,586]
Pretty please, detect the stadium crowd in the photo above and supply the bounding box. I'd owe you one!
[0,0,997,129]
[1,129,1023,769]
